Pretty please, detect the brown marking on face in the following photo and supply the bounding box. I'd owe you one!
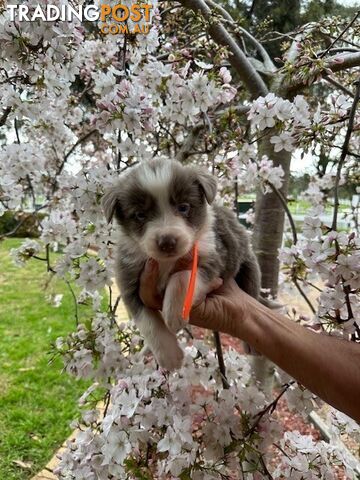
[113,178,160,238]
[169,166,208,230]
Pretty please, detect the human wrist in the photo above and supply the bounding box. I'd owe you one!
[230,293,268,345]
[236,296,298,358]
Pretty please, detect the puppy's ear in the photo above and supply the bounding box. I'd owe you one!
[102,187,121,223]
[194,168,217,204]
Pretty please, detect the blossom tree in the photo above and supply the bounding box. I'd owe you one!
[0,0,359,478]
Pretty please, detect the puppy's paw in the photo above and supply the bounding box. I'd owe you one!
[162,306,186,334]
[155,344,184,371]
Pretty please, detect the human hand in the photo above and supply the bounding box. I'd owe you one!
[139,254,209,310]
[189,278,251,338]
[139,258,251,339]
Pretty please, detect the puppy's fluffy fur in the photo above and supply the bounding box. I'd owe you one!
[103,158,260,370]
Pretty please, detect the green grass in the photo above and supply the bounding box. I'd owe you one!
[0,238,90,480]
[237,197,350,215]
[287,199,349,215]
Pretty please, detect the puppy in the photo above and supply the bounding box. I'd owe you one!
[102,158,261,370]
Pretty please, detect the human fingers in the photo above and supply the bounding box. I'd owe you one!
[173,251,193,272]
[189,279,245,337]
[192,277,223,307]
[139,259,163,310]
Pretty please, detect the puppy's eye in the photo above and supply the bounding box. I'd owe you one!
[177,203,190,216]
[134,211,146,222]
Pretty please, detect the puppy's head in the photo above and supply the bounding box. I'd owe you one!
[102,158,216,261]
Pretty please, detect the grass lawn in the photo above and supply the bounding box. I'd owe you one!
[0,238,91,480]
[238,196,350,215]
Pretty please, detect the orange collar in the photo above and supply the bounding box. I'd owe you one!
[182,241,198,320]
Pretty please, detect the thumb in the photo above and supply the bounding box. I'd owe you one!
[189,278,223,329]
[189,294,222,330]
[139,258,162,310]
[192,277,223,307]
[201,277,223,300]
[143,258,159,279]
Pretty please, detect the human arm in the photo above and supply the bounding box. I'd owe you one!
[140,261,360,422]
[190,279,360,422]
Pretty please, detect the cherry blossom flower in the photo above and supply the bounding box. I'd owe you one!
[270,131,296,152]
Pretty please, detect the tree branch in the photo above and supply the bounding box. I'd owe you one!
[319,11,360,59]
[204,0,233,21]
[65,279,79,326]
[327,51,360,73]
[266,180,297,245]
[14,117,21,144]
[245,381,295,438]
[293,277,316,315]
[213,331,230,389]
[179,0,268,97]
[317,47,360,56]
[0,107,11,127]
[286,52,360,93]
[324,75,354,97]
[176,124,204,162]
[205,0,275,72]
[57,129,97,176]
[176,102,250,162]
[247,0,257,19]
[332,79,360,231]
[284,25,316,64]
[215,104,250,116]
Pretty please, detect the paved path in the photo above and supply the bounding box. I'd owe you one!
[111,282,130,323]
[31,432,78,480]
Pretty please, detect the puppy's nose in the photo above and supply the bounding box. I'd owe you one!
[157,235,177,253]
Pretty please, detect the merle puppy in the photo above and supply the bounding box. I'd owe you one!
[102,158,261,370]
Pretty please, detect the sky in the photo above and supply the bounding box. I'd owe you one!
[291,150,317,176]
[338,0,359,4]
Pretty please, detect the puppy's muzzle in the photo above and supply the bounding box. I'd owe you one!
[157,234,178,254]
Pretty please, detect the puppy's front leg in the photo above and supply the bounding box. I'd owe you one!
[162,270,209,333]
[116,253,184,370]
[135,306,184,370]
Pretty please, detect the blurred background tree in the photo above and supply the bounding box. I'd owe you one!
[219,0,358,59]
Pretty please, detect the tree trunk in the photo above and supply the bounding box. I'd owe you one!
[253,136,292,296]
[250,135,292,394]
